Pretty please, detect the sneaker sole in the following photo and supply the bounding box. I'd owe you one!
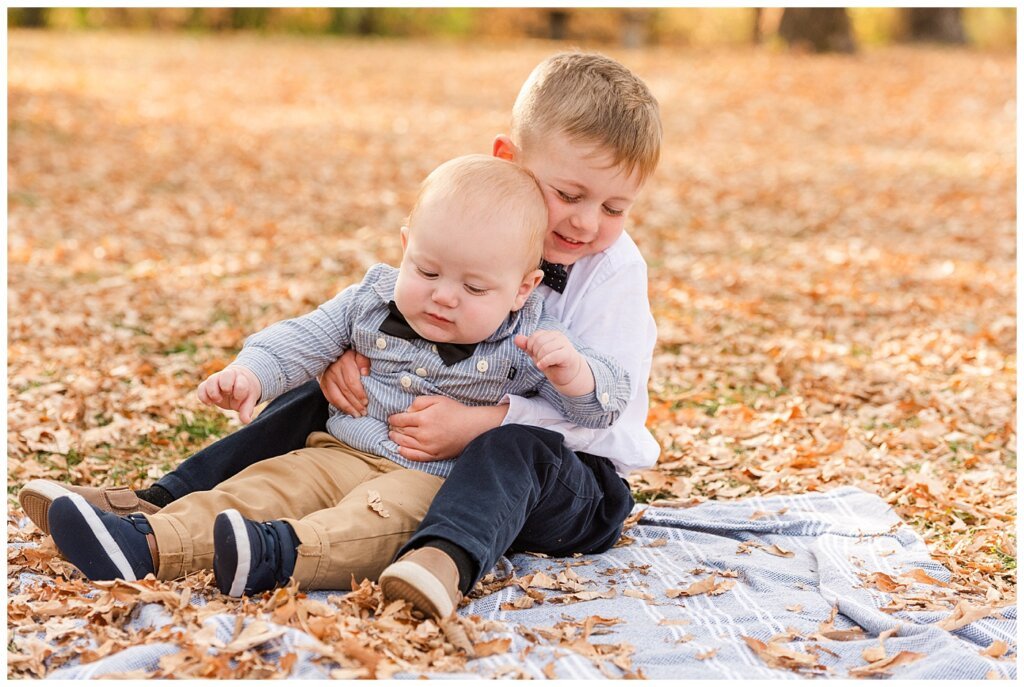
[49,494,138,581]
[213,509,251,597]
[18,480,73,535]
[379,561,455,618]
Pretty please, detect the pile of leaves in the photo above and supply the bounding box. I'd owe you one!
[7,31,1015,677]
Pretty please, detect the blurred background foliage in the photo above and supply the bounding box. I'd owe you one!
[7,7,1016,51]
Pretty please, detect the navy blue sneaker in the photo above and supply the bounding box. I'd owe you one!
[213,509,299,597]
[48,494,156,581]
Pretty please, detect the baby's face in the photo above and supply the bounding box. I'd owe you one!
[519,131,644,266]
[394,200,540,345]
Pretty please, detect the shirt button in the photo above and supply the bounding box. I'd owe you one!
[431,344,438,352]
[476,359,489,373]
[600,392,610,407]
[376,337,387,350]
[415,367,427,377]
[401,375,412,388]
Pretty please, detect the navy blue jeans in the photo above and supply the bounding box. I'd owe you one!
[396,424,635,588]
[155,381,330,499]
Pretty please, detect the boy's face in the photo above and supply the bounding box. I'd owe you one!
[497,131,644,266]
[394,199,543,345]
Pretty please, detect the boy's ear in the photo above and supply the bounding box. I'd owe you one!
[493,135,520,162]
[511,268,544,311]
[400,225,410,251]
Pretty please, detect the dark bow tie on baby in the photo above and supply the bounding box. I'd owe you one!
[378,301,477,366]
[540,260,568,293]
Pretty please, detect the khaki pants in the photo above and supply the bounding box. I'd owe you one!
[146,432,444,589]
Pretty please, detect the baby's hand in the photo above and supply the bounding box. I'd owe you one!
[197,366,262,424]
[515,330,592,394]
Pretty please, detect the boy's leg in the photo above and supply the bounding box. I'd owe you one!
[392,425,634,593]
[284,467,444,590]
[150,380,330,502]
[149,432,378,579]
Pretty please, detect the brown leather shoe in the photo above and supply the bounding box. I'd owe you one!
[18,480,160,536]
[379,547,462,619]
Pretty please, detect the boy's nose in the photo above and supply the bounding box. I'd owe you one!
[570,207,599,235]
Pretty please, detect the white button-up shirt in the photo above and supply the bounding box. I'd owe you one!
[501,231,660,477]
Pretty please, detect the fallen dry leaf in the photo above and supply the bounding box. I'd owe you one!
[848,650,926,678]
[366,490,390,519]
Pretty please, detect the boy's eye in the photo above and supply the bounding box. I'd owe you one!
[556,189,581,203]
[416,267,438,279]
[464,284,489,295]
[603,205,625,217]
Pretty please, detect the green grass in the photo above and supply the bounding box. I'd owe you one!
[991,544,1016,571]
[632,488,676,504]
[173,411,230,442]
[163,340,199,356]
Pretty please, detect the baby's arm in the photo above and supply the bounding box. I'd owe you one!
[525,315,630,430]
[196,266,379,420]
[515,330,595,398]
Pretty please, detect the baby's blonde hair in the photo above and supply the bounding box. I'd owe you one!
[408,154,547,272]
[512,51,662,184]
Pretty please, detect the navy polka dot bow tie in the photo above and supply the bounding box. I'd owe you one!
[540,260,568,293]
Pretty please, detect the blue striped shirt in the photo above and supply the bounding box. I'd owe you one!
[234,264,630,477]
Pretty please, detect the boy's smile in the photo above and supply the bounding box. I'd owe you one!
[504,132,644,267]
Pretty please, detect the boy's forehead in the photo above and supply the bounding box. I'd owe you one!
[523,134,643,196]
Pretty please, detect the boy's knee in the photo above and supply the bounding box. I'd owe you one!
[472,424,563,450]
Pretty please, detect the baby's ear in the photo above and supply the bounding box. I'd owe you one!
[400,225,410,251]
[511,268,544,311]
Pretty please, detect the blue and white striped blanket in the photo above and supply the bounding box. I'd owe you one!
[32,486,1016,678]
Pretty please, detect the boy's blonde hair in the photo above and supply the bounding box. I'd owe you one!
[512,51,662,184]
[409,154,547,272]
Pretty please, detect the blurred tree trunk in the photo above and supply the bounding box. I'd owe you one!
[752,8,763,44]
[18,8,48,28]
[356,8,386,36]
[904,8,966,44]
[229,8,270,31]
[778,8,856,53]
[548,10,569,40]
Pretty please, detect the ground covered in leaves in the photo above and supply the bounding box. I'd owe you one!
[7,31,1016,677]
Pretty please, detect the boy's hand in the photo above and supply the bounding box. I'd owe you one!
[319,349,372,417]
[515,330,594,396]
[197,366,262,424]
[388,396,508,461]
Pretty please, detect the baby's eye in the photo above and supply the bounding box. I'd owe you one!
[556,189,581,203]
[416,267,438,279]
[603,205,625,217]
[465,284,489,295]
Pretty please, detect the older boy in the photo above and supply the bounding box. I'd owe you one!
[22,51,660,616]
[378,51,660,618]
[45,155,630,597]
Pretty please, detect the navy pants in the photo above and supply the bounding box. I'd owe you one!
[157,384,634,585]
[396,424,634,588]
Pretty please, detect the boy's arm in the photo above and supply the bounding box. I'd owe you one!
[502,256,655,450]
[231,281,361,404]
[524,314,630,430]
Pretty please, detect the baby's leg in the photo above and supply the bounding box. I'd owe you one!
[149,432,380,579]
[282,467,444,590]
